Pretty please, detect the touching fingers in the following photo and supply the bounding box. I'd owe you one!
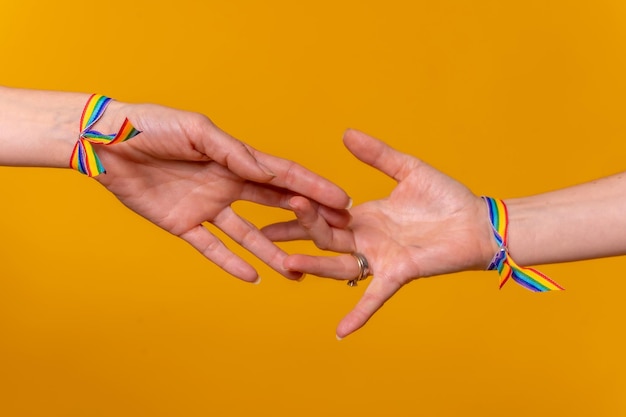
[251,150,351,210]
[261,220,311,242]
[317,205,352,229]
[179,224,259,283]
[213,207,302,280]
[240,184,352,228]
[200,123,351,210]
[288,196,355,252]
[283,253,360,280]
[240,182,295,209]
[288,196,335,250]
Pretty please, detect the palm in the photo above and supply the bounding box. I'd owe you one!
[264,129,495,337]
[98,137,246,235]
[92,104,350,282]
[351,163,489,285]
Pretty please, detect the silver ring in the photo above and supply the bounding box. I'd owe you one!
[347,252,370,287]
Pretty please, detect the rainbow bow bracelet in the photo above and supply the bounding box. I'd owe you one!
[482,196,564,292]
[69,94,141,176]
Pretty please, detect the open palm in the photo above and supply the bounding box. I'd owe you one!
[263,129,497,337]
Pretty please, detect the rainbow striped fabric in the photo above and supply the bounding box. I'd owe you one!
[482,196,564,292]
[69,94,141,176]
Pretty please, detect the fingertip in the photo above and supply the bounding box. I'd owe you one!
[283,267,304,281]
[335,334,343,341]
[336,321,356,339]
[345,198,353,210]
[342,128,375,161]
[336,322,354,340]
[343,128,366,144]
[343,128,358,139]
[289,272,304,281]
[288,195,309,211]
[236,268,260,284]
[228,258,261,284]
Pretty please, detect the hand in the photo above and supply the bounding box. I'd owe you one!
[262,129,498,337]
[93,102,351,282]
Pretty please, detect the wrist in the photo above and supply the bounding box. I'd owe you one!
[498,198,540,265]
[90,99,132,134]
[70,96,142,177]
[0,87,134,170]
[0,87,88,168]
[481,196,564,291]
[48,96,86,168]
[476,196,502,269]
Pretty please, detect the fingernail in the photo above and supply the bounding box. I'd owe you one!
[345,198,353,209]
[252,276,262,285]
[296,274,306,282]
[336,334,343,341]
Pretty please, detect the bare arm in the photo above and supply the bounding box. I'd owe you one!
[0,86,351,281]
[264,129,626,337]
[0,86,87,167]
[506,172,626,265]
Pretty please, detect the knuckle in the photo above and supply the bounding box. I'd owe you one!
[202,236,223,256]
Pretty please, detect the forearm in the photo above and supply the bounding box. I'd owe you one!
[0,86,92,168]
[505,171,626,266]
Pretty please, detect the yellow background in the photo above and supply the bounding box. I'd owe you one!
[1,1,625,416]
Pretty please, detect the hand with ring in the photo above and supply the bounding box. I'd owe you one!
[262,129,498,338]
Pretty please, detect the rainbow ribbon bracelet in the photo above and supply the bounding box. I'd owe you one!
[482,196,564,292]
[69,94,141,177]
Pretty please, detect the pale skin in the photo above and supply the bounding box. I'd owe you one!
[0,86,351,282]
[262,129,626,338]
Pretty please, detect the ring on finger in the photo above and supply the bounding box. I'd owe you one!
[347,252,370,287]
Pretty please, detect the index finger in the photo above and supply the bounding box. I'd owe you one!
[192,117,278,183]
[251,150,352,210]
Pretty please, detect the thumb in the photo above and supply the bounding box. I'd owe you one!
[336,275,402,339]
[201,123,276,182]
[343,129,418,183]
